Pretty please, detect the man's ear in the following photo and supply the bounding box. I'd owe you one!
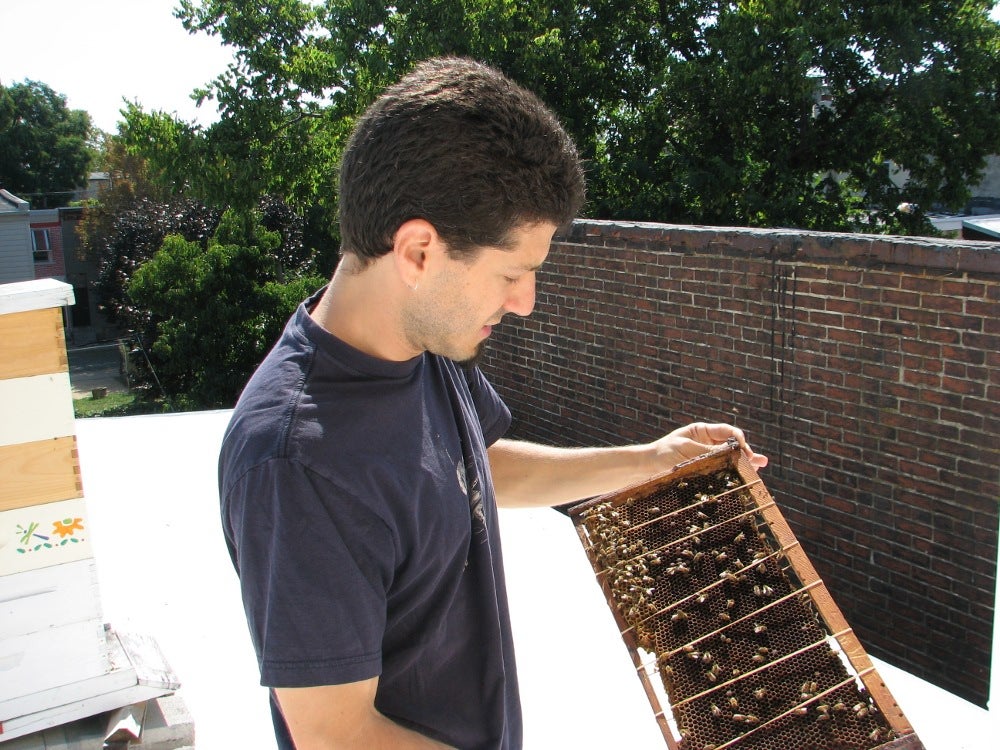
[392,218,440,289]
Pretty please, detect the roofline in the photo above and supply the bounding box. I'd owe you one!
[0,188,30,212]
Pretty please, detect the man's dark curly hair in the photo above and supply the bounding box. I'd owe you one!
[337,57,585,261]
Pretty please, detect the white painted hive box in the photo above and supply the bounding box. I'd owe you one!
[0,279,108,717]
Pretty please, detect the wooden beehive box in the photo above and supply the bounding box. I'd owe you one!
[569,440,923,750]
[0,280,108,710]
[0,279,177,742]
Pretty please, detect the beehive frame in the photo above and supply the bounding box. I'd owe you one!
[568,441,923,750]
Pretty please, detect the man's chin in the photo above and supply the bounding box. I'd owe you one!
[456,341,488,371]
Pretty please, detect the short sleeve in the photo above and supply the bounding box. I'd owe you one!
[464,367,512,446]
[224,457,396,688]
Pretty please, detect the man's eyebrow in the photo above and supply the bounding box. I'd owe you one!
[514,261,545,272]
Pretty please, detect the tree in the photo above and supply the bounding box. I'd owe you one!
[168,0,1000,234]
[127,208,326,408]
[0,80,95,208]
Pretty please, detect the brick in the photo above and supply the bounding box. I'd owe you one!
[484,221,1000,706]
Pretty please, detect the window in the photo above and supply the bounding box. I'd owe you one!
[32,228,51,263]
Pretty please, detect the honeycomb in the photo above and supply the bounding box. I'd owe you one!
[569,442,921,750]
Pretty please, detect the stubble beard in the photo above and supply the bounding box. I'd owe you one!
[457,340,488,372]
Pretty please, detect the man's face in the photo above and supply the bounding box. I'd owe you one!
[404,222,556,364]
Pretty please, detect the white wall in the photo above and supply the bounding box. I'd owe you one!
[0,215,34,284]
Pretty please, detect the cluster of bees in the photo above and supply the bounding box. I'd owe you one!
[580,469,896,750]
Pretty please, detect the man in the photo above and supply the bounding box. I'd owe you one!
[219,57,766,750]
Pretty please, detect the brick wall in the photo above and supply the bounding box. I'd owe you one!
[481,219,1000,706]
[30,220,66,280]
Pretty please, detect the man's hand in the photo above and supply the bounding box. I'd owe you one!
[648,422,767,473]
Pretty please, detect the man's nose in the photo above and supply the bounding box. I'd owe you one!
[505,273,536,317]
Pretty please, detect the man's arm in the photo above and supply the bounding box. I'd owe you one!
[275,678,455,750]
[487,422,767,509]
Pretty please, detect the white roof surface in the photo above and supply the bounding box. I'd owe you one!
[75,410,998,749]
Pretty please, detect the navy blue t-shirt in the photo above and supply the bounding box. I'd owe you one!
[218,291,520,749]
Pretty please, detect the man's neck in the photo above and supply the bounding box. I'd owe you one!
[310,255,419,362]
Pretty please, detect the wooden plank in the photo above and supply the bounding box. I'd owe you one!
[0,625,135,726]
[0,559,102,639]
[0,627,180,742]
[0,308,68,381]
[0,278,74,317]
[0,437,83,512]
[0,618,109,707]
[0,372,76,448]
[0,682,175,743]
[0,497,94,576]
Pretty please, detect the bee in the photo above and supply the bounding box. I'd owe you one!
[701,651,713,664]
[753,687,768,701]
[718,612,731,622]
[710,703,723,718]
[716,551,729,564]
[728,696,740,709]
[753,623,768,634]
[832,702,847,713]
[686,649,702,661]
[647,506,661,516]
[853,702,870,718]
[671,610,689,623]
[733,531,746,544]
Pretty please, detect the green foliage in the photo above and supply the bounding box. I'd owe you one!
[73,391,160,419]
[94,196,222,325]
[0,80,95,208]
[157,0,1000,235]
[127,208,325,408]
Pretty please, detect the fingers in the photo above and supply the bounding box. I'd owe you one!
[691,422,768,469]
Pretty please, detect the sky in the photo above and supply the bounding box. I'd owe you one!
[0,0,235,133]
[3,2,1000,136]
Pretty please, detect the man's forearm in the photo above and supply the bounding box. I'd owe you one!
[487,424,766,510]
[487,438,655,509]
